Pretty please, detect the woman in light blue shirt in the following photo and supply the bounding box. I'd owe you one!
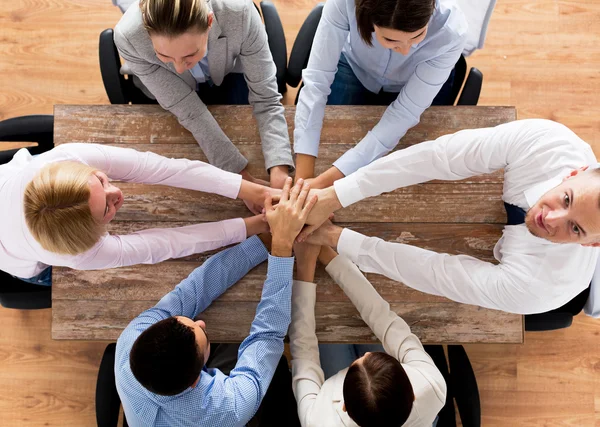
[294,0,467,186]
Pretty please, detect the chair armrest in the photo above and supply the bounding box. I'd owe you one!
[0,114,54,156]
[96,343,123,427]
[260,1,288,94]
[448,345,481,427]
[286,3,324,88]
[457,67,483,106]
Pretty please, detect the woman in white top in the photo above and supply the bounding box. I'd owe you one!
[294,0,467,187]
[0,143,273,285]
[290,244,446,426]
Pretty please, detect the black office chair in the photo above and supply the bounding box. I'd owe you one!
[426,345,481,427]
[100,1,288,104]
[524,285,591,331]
[97,343,128,427]
[0,115,54,310]
[286,3,483,106]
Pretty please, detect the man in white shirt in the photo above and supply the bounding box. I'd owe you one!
[290,243,446,426]
[299,119,600,315]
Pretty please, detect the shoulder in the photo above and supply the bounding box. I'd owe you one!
[114,1,151,53]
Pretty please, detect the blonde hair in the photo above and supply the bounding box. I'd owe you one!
[23,161,106,256]
[139,0,211,37]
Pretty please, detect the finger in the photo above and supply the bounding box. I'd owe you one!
[280,177,292,203]
[296,221,320,243]
[264,192,273,212]
[300,194,318,219]
[295,182,311,210]
[289,178,303,204]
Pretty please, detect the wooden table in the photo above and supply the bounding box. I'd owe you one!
[52,104,523,344]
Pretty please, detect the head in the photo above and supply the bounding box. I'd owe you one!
[342,352,414,427]
[355,0,434,55]
[129,316,210,396]
[23,161,123,255]
[140,0,213,74]
[525,167,600,246]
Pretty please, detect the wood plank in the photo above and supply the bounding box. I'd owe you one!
[108,180,506,223]
[53,104,517,148]
[51,299,522,344]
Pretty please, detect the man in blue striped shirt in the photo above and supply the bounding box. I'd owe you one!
[115,178,317,426]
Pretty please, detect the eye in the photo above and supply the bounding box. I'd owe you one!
[571,223,580,234]
[564,193,570,207]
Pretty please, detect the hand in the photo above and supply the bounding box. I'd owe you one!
[265,177,318,257]
[243,199,263,215]
[302,220,343,248]
[269,165,289,189]
[296,186,342,242]
[294,242,321,283]
[240,167,269,186]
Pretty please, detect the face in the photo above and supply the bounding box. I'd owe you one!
[88,171,124,225]
[373,25,428,55]
[176,316,211,367]
[150,14,213,74]
[525,167,600,245]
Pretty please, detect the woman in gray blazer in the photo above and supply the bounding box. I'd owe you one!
[114,0,294,193]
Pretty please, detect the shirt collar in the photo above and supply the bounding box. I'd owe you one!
[523,171,566,208]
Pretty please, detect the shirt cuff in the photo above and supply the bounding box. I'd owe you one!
[333,174,364,208]
[293,129,322,158]
[337,228,367,265]
[332,149,364,177]
[219,170,244,200]
[265,254,295,286]
[324,254,352,278]
[224,217,250,246]
[240,235,270,266]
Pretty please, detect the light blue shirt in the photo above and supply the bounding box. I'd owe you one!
[115,236,294,427]
[190,54,211,84]
[294,0,467,176]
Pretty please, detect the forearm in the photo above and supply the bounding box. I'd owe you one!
[243,215,269,237]
[312,166,344,189]
[295,154,316,181]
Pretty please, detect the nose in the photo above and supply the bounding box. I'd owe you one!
[174,62,187,74]
[106,185,121,205]
[545,208,568,230]
[196,320,206,329]
[394,45,411,55]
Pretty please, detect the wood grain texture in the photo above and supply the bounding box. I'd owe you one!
[2,0,600,425]
[51,105,520,342]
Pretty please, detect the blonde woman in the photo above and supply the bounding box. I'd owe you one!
[0,143,275,286]
[114,0,294,188]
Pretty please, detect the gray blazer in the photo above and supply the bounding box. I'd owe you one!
[114,0,294,173]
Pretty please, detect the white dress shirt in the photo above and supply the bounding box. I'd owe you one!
[293,0,467,176]
[333,119,599,315]
[290,255,446,427]
[0,143,245,279]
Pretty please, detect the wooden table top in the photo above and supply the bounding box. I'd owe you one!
[52,104,522,344]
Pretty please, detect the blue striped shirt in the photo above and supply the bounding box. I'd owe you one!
[115,236,294,426]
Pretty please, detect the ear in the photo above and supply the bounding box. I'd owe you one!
[208,12,214,28]
[342,402,346,412]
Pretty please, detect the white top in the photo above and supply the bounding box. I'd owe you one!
[333,119,599,315]
[289,255,446,427]
[0,143,245,279]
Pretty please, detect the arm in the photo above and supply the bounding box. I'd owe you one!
[222,255,295,425]
[332,38,465,177]
[62,216,271,270]
[293,0,350,160]
[113,23,248,173]
[239,0,294,175]
[324,253,446,406]
[121,235,268,334]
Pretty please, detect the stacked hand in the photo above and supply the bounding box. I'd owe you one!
[265,177,317,257]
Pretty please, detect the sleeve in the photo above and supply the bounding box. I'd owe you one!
[239,0,294,172]
[332,37,465,176]
[113,24,248,173]
[63,218,248,270]
[119,236,268,339]
[221,254,295,425]
[333,119,558,207]
[293,0,350,158]
[56,143,242,199]
[325,255,446,406]
[337,227,548,315]
[289,280,325,425]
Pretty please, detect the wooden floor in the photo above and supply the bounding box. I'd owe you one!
[0,0,599,425]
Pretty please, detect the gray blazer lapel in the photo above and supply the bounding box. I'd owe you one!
[207,15,227,86]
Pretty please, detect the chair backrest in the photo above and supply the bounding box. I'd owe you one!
[286,3,324,89]
[260,1,288,94]
[455,0,497,56]
[96,342,128,427]
[0,115,54,158]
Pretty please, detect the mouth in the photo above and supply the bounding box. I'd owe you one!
[536,212,548,233]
